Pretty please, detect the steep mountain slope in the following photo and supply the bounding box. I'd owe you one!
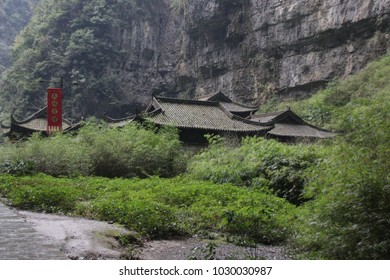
[182,0,390,103]
[0,0,389,120]
[0,0,38,73]
[289,54,390,259]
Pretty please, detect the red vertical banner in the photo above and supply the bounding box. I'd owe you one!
[47,88,63,132]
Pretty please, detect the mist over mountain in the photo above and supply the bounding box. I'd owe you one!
[0,0,389,120]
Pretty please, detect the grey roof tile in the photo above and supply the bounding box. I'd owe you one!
[268,123,337,138]
[145,98,269,132]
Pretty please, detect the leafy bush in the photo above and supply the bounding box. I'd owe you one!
[0,159,35,176]
[292,144,390,259]
[0,174,295,243]
[188,137,322,205]
[80,123,185,178]
[17,133,93,177]
[289,54,390,259]
[89,176,295,241]
[0,122,187,178]
[0,175,86,213]
[91,195,180,239]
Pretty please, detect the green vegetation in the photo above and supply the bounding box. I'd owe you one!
[188,136,322,205]
[0,174,295,242]
[0,0,139,117]
[292,143,390,259]
[217,54,389,259]
[0,0,38,73]
[0,0,38,118]
[0,54,389,259]
[0,122,187,178]
[188,54,390,258]
[259,54,390,136]
[286,54,390,260]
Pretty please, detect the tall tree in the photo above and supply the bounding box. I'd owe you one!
[0,0,140,119]
[0,0,38,73]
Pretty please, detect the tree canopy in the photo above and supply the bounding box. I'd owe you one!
[0,0,141,120]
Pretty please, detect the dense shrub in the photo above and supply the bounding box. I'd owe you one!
[19,133,93,177]
[79,123,185,178]
[188,137,322,205]
[0,159,35,176]
[292,144,390,259]
[0,132,93,176]
[289,54,390,259]
[0,175,94,213]
[0,122,187,178]
[89,176,296,242]
[0,175,295,242]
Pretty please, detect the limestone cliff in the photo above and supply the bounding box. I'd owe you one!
[122,0,390,107]
[1,0,390,118]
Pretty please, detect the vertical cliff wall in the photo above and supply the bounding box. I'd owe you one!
[1,0,389,118]
[155,0,390,105]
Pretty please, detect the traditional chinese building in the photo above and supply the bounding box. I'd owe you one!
[104,114,136,128]
[5,91,336,143]
[139,96,271,144]
[0,122,11,138]
[197,91,258,118]
[1,107,81,140]
[104,92,336,144]
[250,109,336,141]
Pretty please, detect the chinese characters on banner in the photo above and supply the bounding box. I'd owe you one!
[47,88,63,132]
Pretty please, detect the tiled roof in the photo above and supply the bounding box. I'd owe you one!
[145,97,270,132]
[251,111,287,123]
[252,110,336,139]
[219,102,257,113]
[10,107,78,132]
[1,123,10,136]
[198,91,233,102]
[13,118,72,131]
[268,123,336,138]
[105,115,136,128]
[74,90,336,141]
[198,91,258,113]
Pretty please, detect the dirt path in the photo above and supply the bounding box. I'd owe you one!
[17,210,133,259]
[16,209,290,260]
[138,238,289,260]
[0,203,67,260]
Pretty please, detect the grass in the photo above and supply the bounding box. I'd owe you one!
[0,174,295,243]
